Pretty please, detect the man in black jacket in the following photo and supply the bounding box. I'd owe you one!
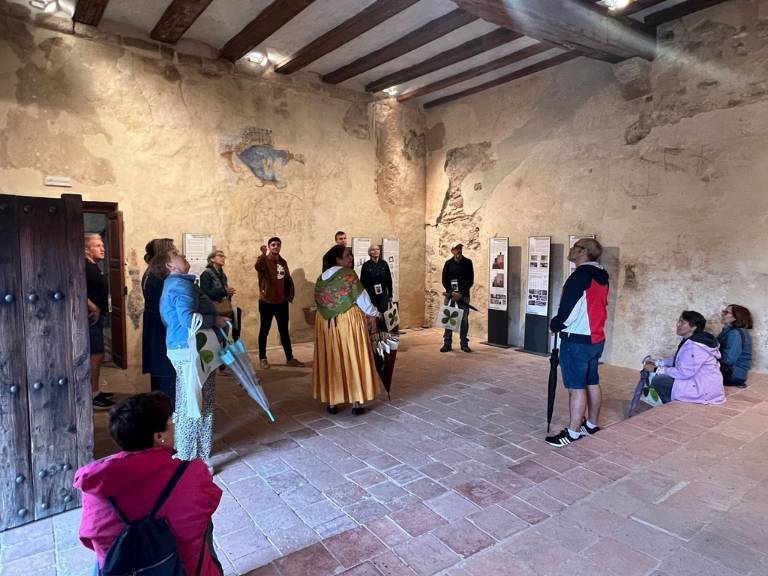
[441,243,474,353]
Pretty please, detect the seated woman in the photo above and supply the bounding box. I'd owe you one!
[75,392,223,575]
[643,310,725,405]
[718,304,753,388]
[313,245,382,415]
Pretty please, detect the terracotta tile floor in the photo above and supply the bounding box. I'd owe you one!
[2,329,767,575]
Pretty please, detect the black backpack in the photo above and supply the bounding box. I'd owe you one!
[100,460,191,576]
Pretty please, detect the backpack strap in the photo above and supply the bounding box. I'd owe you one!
[149,460,190,519]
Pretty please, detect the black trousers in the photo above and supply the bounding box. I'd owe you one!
[258,300,293,360]
[150,374,176,404]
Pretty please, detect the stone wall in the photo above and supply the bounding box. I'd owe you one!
[424,0,768,371]
[0,12,426,366]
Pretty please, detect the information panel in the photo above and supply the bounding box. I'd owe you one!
[352,237,371,277]
[526,236,551,316]
[382,238,400,302]
[182,232,213,278]
[568,234,596,274]
[488,237,508,311]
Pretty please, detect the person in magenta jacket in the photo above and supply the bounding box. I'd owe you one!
[74,392,223,576]
[643,310,725,405]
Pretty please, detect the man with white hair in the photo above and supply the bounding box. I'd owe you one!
[85,233,114,410]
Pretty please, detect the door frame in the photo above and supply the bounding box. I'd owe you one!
[83,201,128,369]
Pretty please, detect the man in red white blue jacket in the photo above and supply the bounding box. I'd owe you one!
[546,238,609,447]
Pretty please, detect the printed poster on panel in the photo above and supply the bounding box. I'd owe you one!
[182,233,213,278]
[488,237,508,311]
[352,237,371,277]
[382,238,400,302]
[526,236,551,316]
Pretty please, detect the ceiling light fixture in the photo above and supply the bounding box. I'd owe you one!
[383,86,398,96]
[29,0,57,12]
[245,52,269,66]
[602,0,632,11]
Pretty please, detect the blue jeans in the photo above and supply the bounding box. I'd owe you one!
[443,296,470,347]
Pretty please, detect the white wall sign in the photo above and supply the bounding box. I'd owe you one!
[488,237,508,311]
[352,237,371,277]
[526,236,551,316]
[182,233,213,278]
[382,238,400,302]
[568,234,596,274]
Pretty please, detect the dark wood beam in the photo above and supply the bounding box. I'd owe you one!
[220,0,315,62]
[366,28,522,93]
[323,9,478,85]
[397,42,553,102]
[275,0,421,75]
[424,51,580,109]
[643,0,730,26]
[72,0,110,26]
[453,0,655,62]
[150,0,214,45]
[622,0,669,16]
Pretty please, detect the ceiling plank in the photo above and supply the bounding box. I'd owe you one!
[323,9,478,85]
[643,0,730,26]
[397,42,553,102]
[424,51,580,109]
[275,0,421,75]
[220,0,316,62]
[150,0,214,45]
[72,0,110,26]
[453,0,655,62]
[366,28,523,93]
[622,0,670,16]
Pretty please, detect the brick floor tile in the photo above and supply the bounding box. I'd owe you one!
[366,453,403,471]
[265,469,307,494]
[230,546,281,575]
[366,517,411,547]
[581,457,631,481]
[326,482,371,507]
[501,526,576,575]
[531,516,600,553]
[390,502,448,537]
[468,505,528,540]
[370,550,417,576]
[433,519,495,557]
[394,534,461,576]
[316,514,359,539]
[656,547,742,576]
[508,460,558,483]
[404,477,448,500]
[274,542,340,576]
[685,528,765,574]
[483,469,533,494]
[418,462,454,480]
[386,464,424,486]
[344,499,390,524]
[348,467,389,488]
[454,479,508,507]
[295,499,345,528]
[537,476,591,505]
[323,526,387,568]
[561,466,613,491]
[498,496,550,525]
[582,537,657,576]
[215,525,271,561]
[340,562,382,575]
[282,482,324,509]
[424,491,482,521]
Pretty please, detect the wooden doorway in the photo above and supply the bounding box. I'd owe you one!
[83,202,127,369]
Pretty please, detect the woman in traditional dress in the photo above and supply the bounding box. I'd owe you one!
[313,245,382,415]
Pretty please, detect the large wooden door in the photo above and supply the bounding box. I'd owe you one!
[107,211,127,369]
[0,194,93,532]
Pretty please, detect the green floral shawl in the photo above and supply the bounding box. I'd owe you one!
[315,268,363,321]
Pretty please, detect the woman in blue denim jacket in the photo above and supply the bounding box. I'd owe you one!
[718,304,753,388]
[155,251,228,473]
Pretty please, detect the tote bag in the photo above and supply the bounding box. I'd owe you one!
[434,301,464,332]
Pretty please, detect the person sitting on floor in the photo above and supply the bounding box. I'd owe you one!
[642,310,725,405]
[74,392,223,576]
[717,304,753,388]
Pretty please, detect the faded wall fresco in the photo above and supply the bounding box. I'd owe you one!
[0,12,426,367]
[425,0,768,371]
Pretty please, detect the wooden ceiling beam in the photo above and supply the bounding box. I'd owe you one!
[622,0,670,16]
[643,0,730,27]
[72,0,110,26]
[220,0,315,62]
[275,0,421,75]
[366,28,523,93]
[150,0,214,45]
[323,9,478,85]
[424,51,580,109]
[453,0,655,62]
[397,42,553,102]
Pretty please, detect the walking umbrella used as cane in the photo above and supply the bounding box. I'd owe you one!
[628,370,651,417]
[231,302,243,342]
[546,333,560,433]
[219,326,275,422]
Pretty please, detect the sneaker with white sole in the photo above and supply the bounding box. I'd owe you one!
[545,428,581,448]
[580,419,600,436]
[260,358,270,369]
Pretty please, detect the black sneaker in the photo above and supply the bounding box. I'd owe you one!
[327,405,339,415]
[580,419,600,435]
[93,392,113,403]
[352,406,366,416]
[461,345,472,353]
[545,428,581,448]
[92,396,115,411]
[440,344,452,353]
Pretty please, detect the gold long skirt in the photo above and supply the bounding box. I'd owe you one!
[313,305,379,406]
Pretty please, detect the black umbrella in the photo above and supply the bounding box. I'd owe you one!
[232,306,242,342]
[546,333,560,433]
[628,370,650,417]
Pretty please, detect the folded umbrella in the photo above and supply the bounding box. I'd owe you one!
[232,305,243,342]
[546,333,560,433]
[218,327,275,422]
[628,370,650,418]
[444,292,479,312]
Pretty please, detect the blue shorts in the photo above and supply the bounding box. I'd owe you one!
[559,337,604,390]
[89,316,104,355]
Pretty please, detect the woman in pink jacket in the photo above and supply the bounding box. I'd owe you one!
[74,392,223,575]
[643,310,725,405]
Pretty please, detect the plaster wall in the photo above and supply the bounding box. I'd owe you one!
[0,14,426,367]
[424,0,768,371]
